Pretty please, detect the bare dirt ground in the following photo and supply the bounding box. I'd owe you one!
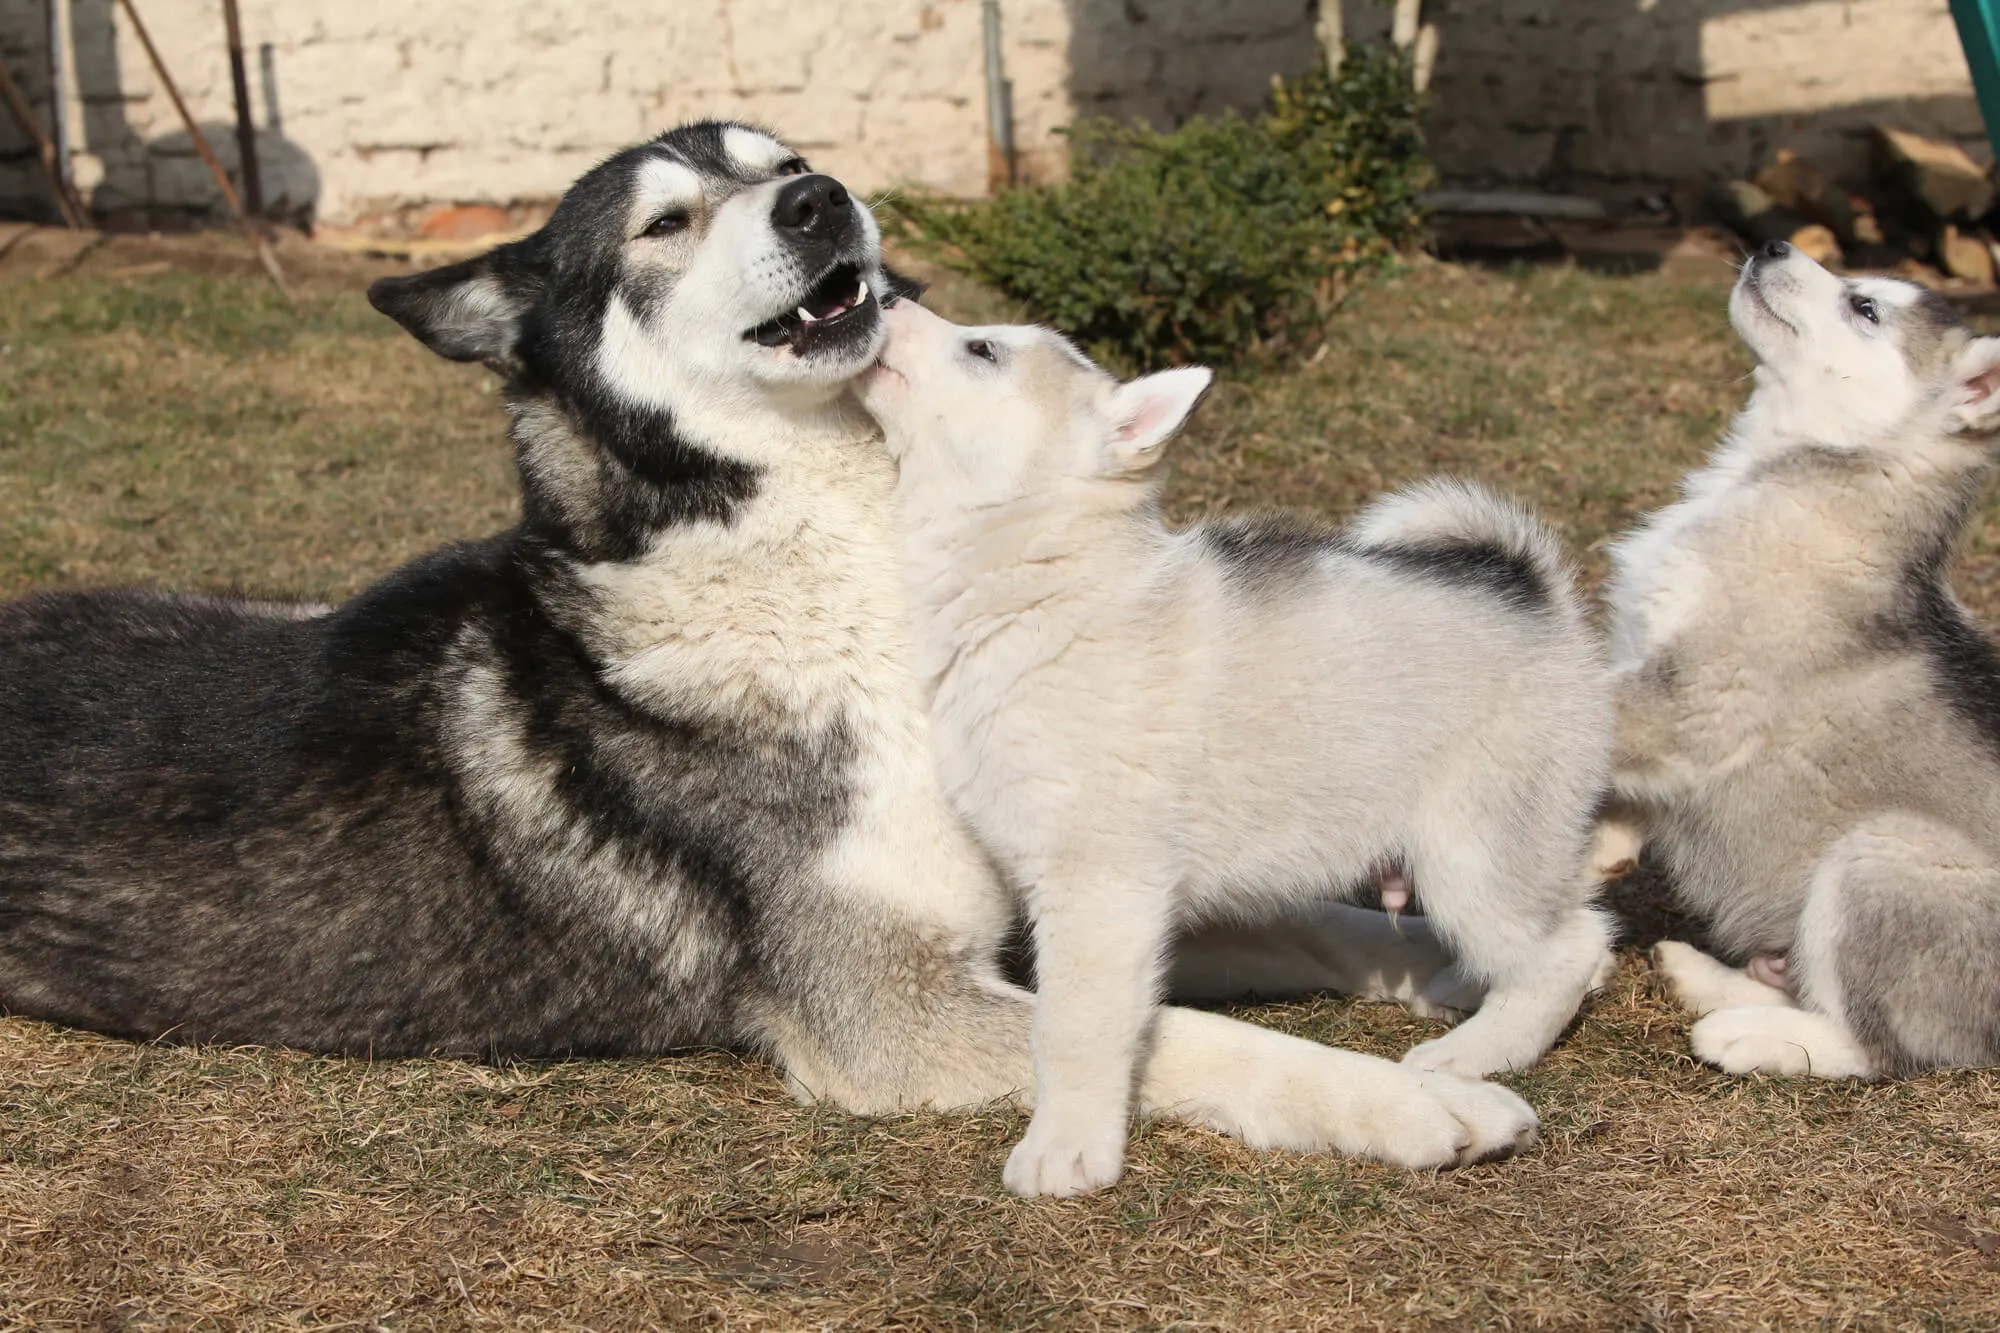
[1,226,1997,1330]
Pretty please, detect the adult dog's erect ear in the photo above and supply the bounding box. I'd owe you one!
[367,239,544,373]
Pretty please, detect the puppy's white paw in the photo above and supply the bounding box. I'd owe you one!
[1002,1110,1127,1198]
[1400,1030,1503,1079]
[1653,940,1791,1017]
[1690,1006,1814,1075]
[1650,940,1710,1002]
[1688,1005,1875,1079]
[1402,1015,1559,1079]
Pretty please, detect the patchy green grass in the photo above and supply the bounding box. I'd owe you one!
[2,237,1998,1330]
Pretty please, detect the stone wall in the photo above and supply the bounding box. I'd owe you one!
[1424,0,1984,190]
[0,0,1984,227]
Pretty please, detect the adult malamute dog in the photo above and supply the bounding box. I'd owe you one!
[0,124,1528,1178]
[1607,240,2000,1079]
[860,300,1609,1195]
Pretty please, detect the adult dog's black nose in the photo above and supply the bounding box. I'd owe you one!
[773,174,853,241]
[1760,239,1792,261]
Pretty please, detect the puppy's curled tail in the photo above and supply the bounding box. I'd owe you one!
[1345,479,1585,627]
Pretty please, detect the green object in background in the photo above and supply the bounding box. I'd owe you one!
[1952,0,2000,163]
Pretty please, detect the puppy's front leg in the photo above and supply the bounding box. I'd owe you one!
[1004,868,1177,1198]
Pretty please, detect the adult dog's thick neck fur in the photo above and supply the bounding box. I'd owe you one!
[1607,242,2000,1079]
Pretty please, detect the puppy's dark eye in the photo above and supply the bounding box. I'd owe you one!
[777,158,810,176]
[1851,294,1880,324]
[642,211,690,238]
[966,339,998,364]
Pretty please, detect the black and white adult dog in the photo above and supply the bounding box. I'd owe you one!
[0,123,1531,1172]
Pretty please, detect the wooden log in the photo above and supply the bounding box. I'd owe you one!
[1754,150,1858,244]
[1939,223,1996,285]
[1709,180,1845,265]
[1874,125,1996,222]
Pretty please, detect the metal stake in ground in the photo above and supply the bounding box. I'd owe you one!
[221,0,262,219]
[46,0,79,217]
[113,0,289,297]
[0,45,83,227]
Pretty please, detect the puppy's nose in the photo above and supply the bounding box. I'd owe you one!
[1760,239,1792,261]
[773,174,853,242]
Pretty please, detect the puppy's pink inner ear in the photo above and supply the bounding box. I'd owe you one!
[1114,402,1169,444]
[1967,365,2000,406]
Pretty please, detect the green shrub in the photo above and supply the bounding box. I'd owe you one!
[890,45,1430,371]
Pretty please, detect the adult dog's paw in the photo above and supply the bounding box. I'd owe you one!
[1419,1074,1540,1166]
[1002,1111,1127,1198]
[1240,1062,1538,1170]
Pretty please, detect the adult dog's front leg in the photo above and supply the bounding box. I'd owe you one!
[1005,872,1176,1198]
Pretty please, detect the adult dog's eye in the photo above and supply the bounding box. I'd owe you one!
[966,340,998,364]
[777,158,810,177]
[1850,295,1880,324]
[641,211,690,238]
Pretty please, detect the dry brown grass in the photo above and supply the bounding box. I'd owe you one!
[2,230,1999,1330]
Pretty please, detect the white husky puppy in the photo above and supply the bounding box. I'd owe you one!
[859,300,1614,1196]
[1605,240,2000,1080]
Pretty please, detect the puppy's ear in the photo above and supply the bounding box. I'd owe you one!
[368,238,543,374]
[1100,366,1214,473]
[1948,335,2000,436]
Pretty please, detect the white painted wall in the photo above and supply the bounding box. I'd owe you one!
[0,1,1983,227]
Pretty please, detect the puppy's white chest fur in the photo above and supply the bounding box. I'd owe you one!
[1605,459,1759,672]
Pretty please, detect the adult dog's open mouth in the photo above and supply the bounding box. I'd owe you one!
[746,263,875,354]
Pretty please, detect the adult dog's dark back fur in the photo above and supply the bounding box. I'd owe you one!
[0,570,759,1054]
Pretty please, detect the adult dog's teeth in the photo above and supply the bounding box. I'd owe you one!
[798,306,818,323]
[855,278,870,304]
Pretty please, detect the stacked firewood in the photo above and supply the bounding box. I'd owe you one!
[1710,127,1998,285]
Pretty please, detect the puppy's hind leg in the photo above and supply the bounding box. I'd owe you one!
[1699,813,2000,1079]
[1400,792,1613,1078]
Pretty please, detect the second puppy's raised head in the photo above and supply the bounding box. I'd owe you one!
[1732,240,2000,448]
[860,300,1212,509]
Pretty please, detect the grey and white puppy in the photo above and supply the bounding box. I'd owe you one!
[861,300,1613,1196]
[1605,240,2000,1079]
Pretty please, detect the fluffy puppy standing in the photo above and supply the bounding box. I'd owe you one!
[1607,241,2000,1079]
[860,300,1613,1196]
